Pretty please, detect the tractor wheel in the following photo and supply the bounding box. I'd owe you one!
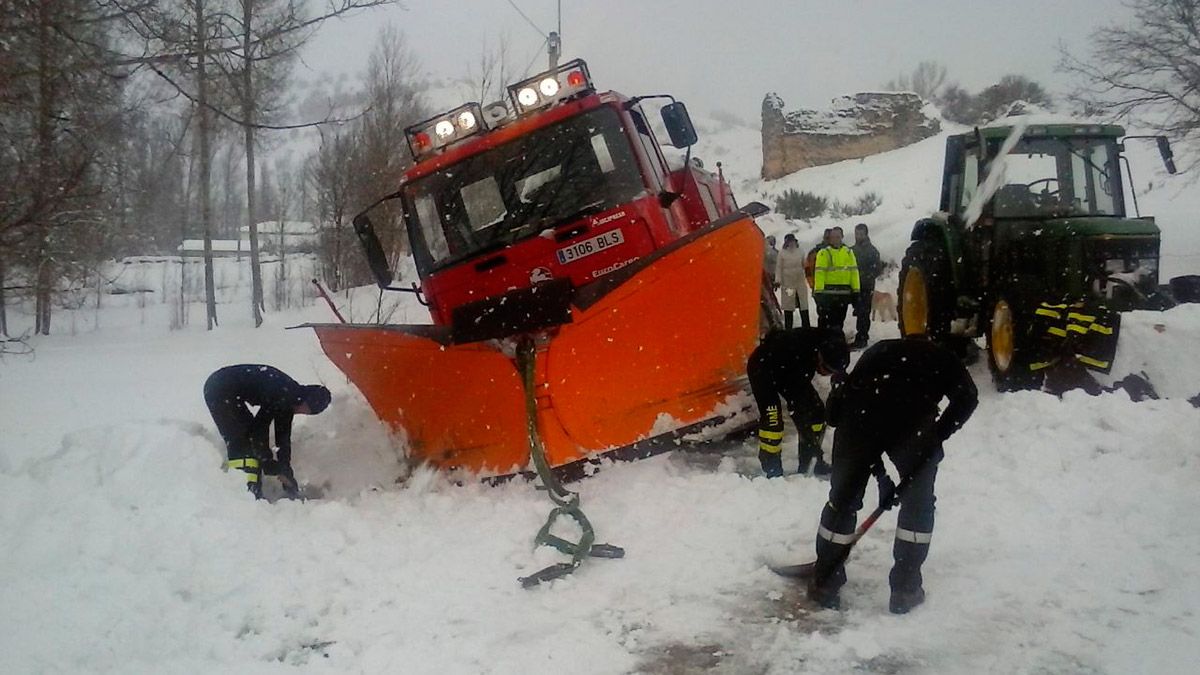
[986,297,1043,391]
[898,239,951,338]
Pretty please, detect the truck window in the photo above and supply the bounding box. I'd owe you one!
[1070,142,1116,215]
[960,152,979,211]
[591,134,616,173]
[993,137,1121,218]
[461,177,507,231]
[414,195,450,262]
[628,108,666,192]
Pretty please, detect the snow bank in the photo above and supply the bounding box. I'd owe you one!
[3,307,1200,672]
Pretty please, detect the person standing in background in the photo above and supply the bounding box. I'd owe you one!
[776,234,810,328]
[851,223,882,349]
[813,227,860,331]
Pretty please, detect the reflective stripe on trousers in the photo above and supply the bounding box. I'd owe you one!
[226,457,261,483]
[895,527,933,544]
[818,523,856,545]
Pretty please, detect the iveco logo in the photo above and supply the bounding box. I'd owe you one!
[529,267,553,285]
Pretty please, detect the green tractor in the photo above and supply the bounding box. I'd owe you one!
[897,121,1178,389]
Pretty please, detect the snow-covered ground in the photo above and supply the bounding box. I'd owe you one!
[3,113,1200,674]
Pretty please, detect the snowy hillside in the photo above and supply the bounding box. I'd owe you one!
[3,108,1200,674]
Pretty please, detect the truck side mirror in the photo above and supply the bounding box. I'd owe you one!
[352,212,394,289]
[661,101,698,148]
[1157,136,1177,174]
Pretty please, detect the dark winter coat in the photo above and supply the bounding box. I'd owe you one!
[203,364,307,462]
[748,327,849,390]
[827,339,978,445]
[852,240,882,289]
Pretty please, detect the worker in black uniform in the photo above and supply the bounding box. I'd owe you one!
[203,364,331,499]
[747,327,851,478]
[808,337,978,613]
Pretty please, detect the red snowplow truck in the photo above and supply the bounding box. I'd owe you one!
[309,60,775,479]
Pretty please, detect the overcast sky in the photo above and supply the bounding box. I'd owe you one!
[302,0,1132,122]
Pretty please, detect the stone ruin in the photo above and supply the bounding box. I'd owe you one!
[761,92,940,180]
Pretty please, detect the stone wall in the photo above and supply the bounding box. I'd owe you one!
[761,92,940,180]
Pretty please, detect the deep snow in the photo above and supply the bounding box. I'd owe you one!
[2,114,1200,674]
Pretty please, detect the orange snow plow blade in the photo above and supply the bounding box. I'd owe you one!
[312,326,532,473]
[310,204,768,477]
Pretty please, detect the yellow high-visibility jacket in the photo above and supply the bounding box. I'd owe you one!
[814,245,861,295]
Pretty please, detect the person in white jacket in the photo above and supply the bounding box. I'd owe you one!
[776,233,810,328]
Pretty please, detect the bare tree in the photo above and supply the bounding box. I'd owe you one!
[308,26,425,292]
[0,0,127,335]
[352,26,426,262]
[118,0,395,328]
[464,35,512,105]
[1060,0,1200,172]
[308,125,356,291]
[884,61,948,102]
[213,0,393,326]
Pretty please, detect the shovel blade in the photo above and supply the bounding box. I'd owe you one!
[769,561,816,578]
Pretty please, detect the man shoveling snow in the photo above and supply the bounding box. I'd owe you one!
[203,365,330,499]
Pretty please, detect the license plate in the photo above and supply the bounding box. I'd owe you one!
[556,229,625,265]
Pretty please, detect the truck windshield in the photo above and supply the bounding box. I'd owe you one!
[991,137,1124,218]
[404,106,645,268]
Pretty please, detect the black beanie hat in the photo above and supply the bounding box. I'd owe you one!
[302,385,331,414]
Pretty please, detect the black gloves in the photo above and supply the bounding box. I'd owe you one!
[261,459,301,499]
[279,472,301,499]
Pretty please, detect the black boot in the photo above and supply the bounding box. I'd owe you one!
[889,538,930,614]
[812,459,833,478]
[807,578,842,610]
[797,441,818,475]
[759,449,784,478]
[810,504,853,609]
[889,587,926,614]
[228,457,263,500]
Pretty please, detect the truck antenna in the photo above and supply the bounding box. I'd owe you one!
[548,1,562,69]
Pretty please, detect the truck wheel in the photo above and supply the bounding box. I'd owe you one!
[986,297,1043,391]
[898,239,950,337]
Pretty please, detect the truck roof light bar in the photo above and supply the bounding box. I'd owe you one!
[507,59,593,116]
[404,102,485,161]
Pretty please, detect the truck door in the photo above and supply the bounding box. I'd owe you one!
[626,105,687,242]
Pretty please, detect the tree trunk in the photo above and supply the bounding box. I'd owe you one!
[243,0,263,327]
[196,0,218,329]
[0,254,7,336]
[33,0,54,336]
